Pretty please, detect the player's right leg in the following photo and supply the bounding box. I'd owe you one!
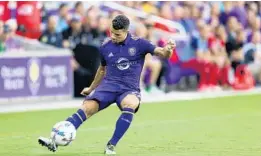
[38,99,99,152]
[104,91,141,155]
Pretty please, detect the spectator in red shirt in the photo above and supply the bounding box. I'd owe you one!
[189,23,223,91]
[0,1,11,22]
[16,1,41,39]
[208,25,231,88]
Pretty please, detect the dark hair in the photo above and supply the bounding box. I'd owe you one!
[59,3,67,10]
[112,15,130,30]
[75,1,82,9]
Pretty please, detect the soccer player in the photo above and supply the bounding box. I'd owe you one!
[38,15,175,155]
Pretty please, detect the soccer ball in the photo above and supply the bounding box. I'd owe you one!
[50,121,76,146]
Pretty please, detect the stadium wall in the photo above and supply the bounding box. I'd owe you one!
[0,38,74,104]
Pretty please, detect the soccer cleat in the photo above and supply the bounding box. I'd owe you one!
[104,143,116,155]
[38,136,58,152]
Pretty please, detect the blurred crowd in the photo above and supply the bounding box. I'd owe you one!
[118,1,261,91]
[0,1,260,93]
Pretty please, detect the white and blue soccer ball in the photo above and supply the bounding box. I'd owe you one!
[50,121,76,146]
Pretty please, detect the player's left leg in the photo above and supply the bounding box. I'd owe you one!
[38,100,99,152]
[38,89,117,152]
[105,92,140,154]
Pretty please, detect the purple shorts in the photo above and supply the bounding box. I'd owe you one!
[85,89,141,112]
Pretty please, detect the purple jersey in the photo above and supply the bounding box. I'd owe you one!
[99,33,156,92]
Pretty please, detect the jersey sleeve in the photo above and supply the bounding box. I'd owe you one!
[139,38,156,55]
[99,46,107,66]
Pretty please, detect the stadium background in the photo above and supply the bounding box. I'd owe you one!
[0,1,261,156]
[0,1,261,101]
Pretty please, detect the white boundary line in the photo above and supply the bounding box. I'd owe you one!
[0,113,241,140]
[0,87,260,114]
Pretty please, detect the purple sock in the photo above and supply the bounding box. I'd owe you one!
[109,108,134,146]
[66,109,87,129]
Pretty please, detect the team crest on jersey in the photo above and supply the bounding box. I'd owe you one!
[128,47,136,56]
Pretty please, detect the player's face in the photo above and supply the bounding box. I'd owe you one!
[110,26,128,43]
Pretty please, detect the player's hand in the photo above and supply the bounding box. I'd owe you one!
[164,39,176,58]
[80,87,93,96]
[167,39,176,51]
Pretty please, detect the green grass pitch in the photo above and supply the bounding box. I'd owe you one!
[0,94,261,156]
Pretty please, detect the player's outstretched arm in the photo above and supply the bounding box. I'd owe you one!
[81,65,106,96]
[154,39,176,59]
